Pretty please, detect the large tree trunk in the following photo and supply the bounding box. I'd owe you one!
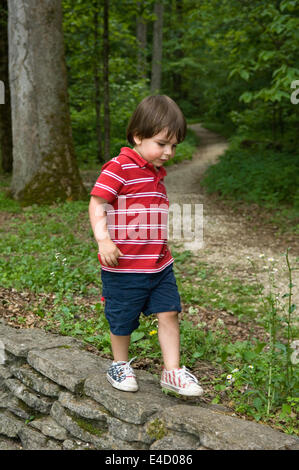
[0,0,13,173]
[103,0,110,161]
[136,1,147,80]
[150,1,163,94]
[93,0,103,163]
[8,0,87,205]
[171,0,183,100]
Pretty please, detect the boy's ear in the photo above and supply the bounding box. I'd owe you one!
[133,134,142,146]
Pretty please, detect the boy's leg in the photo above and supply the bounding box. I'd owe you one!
[157,310,204,397]
[156,310,180,370]
[107,332,138,392]
[110,332,131,362]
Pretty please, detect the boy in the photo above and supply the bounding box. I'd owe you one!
[89,95,203,396]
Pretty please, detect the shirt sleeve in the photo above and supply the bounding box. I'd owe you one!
[90,160,126,203]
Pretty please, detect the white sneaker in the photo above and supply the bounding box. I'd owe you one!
[106,357,138,392]
[161,366,204,396]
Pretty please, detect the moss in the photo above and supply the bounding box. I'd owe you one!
[146,418,168,441]
[12,144,88,207]
[71,414,105,438]
[17,398,43,422]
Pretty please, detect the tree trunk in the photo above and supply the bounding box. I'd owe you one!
[8,0,87,205]
[103,0,110,161]
[93,0,103,163]
[0,0,13,173]
[150,1,163,94]
[136,1,147,80]
[172,0,183,100]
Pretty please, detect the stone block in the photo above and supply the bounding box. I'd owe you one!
[150,431,200,450]
[29,416,68,441]
[27,347,110,392]
[50,401,135,450]
[58,391,108,426]
[5,378,54,414]
[0,411,24,438]
[0,323,82,357]
[161,404,299,450]
[18,425,62,450]
[0,385,34,420]
[0,436,23,450]
[50,401,107,447]
[107,415,153,445]
[10,363,61,397]
[84,371,179,425]
[0,365,12,380]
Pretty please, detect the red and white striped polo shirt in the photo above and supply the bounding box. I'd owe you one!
[90,147,173,273]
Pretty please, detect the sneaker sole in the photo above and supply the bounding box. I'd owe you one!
[160,381,204,397]
[107,373,138,392]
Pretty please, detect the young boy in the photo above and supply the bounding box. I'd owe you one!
[89,95,203,397]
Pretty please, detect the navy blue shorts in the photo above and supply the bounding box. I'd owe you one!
[101,263,182,336]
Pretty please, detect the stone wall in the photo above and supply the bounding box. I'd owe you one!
[0,320,298,451]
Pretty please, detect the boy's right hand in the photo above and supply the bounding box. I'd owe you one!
[98,238,124,267]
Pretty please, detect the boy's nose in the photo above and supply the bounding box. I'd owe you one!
[163,146,172,156]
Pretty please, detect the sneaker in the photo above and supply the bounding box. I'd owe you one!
[106,357,138,392]
[160,366,204,396]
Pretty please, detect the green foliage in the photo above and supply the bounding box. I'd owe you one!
[201,148,299,208]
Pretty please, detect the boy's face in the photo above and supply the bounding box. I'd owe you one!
[133,129,178,168]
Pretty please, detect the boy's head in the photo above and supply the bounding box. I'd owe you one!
[126,95,186,147]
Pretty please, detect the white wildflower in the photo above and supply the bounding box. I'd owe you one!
[231,368,239,373]
[259,254,265,258]
[226,374,235,384]
[268,257,275,262]
[248,365,254,369]
[188,306,199,315]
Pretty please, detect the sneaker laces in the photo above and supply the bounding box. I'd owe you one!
[114,357,137,378]
[177,366,198,385]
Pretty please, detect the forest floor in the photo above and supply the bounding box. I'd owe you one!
[166,123,299,312]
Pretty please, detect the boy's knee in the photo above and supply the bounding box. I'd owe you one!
[157,310,178,324]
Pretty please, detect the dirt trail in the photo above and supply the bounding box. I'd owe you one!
[165,124,299,312]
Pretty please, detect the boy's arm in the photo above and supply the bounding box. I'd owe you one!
[89,195,123,267]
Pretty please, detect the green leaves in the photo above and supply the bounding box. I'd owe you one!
[131,331,145,343]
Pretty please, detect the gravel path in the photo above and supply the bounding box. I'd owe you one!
[165,124,299,315]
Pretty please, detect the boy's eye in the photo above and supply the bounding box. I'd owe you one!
[157,142,177,149]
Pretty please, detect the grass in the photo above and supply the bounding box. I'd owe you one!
[200,147,299,234]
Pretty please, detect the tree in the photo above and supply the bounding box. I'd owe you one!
[136,1,148,80]
[103,0,110,160]
[8,0,87,204]
[150,1,164,93]
[0,0,13,173]
[93,0,103,163]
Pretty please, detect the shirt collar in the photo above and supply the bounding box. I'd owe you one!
[120,147,167,177]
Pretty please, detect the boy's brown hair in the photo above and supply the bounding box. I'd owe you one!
[126,95,186,146]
